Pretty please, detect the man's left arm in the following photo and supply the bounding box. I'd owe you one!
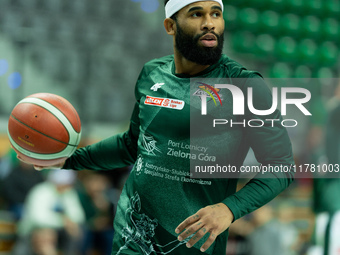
[223,75,295,219]
[176,75,295,251]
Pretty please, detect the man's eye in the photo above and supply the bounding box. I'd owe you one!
[212,12,221,17]
[192,12,202,17]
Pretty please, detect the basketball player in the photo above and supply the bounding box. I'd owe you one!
[22,0,295,254]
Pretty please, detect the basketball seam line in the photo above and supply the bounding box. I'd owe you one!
[30,96,81,133]
[19,98,80,146]
[10,114,78,147]
[26,101,71,142]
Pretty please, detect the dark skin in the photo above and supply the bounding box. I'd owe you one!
[164,1,224,75]
[19,1,234,253]
[164,1,233,252]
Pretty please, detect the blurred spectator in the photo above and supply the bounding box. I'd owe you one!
[1,160,44,220]
[104,166,131,191]
[0,155,10,180]
[308,82,340,255]
[247,205,282,255]
[226,216,252,255]
[77,172,114,255]
[276,204,300,255]
[247,204,298,255]
[0,149,18,180]
[12,169,85,255]
[30,228,58,255]
[1,150,21,210]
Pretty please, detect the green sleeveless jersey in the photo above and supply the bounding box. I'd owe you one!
[64,54,294,255]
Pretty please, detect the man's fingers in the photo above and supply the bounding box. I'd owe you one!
[17,155,30,164]
[17,155,44,170]
[177,221,204,242]
[175,213,200,234]
[185,225,208,248]
[17,155,65,171]
[176,203,233,252]
[34,166,45,171]
[200,231,218,253]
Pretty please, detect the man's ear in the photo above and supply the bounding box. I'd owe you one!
[164,18,176,35]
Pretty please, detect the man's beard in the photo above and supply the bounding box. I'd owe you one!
[175,21,224,66]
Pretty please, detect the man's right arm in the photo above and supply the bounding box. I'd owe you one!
[62,102,140,171]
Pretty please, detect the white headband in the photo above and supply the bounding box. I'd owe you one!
[165,0,224,18]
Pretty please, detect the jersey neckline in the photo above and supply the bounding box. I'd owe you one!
[171,55,225,78]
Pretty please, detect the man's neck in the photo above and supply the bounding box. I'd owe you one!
[173,50,210,76]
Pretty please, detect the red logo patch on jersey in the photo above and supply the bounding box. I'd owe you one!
[144,96,184,110]
[145,96,164,106]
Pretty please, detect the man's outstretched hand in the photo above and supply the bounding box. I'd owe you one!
[175,203,234,253]
[17,155,65,171]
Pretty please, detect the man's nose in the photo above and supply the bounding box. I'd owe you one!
[201,15,215,31]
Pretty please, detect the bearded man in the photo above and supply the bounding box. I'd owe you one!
[22,0,295,254]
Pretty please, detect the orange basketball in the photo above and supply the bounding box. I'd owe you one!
[7,93,81,166]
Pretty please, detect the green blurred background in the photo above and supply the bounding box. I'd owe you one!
[0,0,339,254]
[0,0,338,136]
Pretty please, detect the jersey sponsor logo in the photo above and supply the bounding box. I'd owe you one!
[150,82,165,91]
[142,134,161,155]
[144,96,185,110]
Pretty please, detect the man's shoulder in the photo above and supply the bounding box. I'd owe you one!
[218,54,262,78]
[142,55,174,75]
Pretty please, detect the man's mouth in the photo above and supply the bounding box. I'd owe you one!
[200,33,217,48]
